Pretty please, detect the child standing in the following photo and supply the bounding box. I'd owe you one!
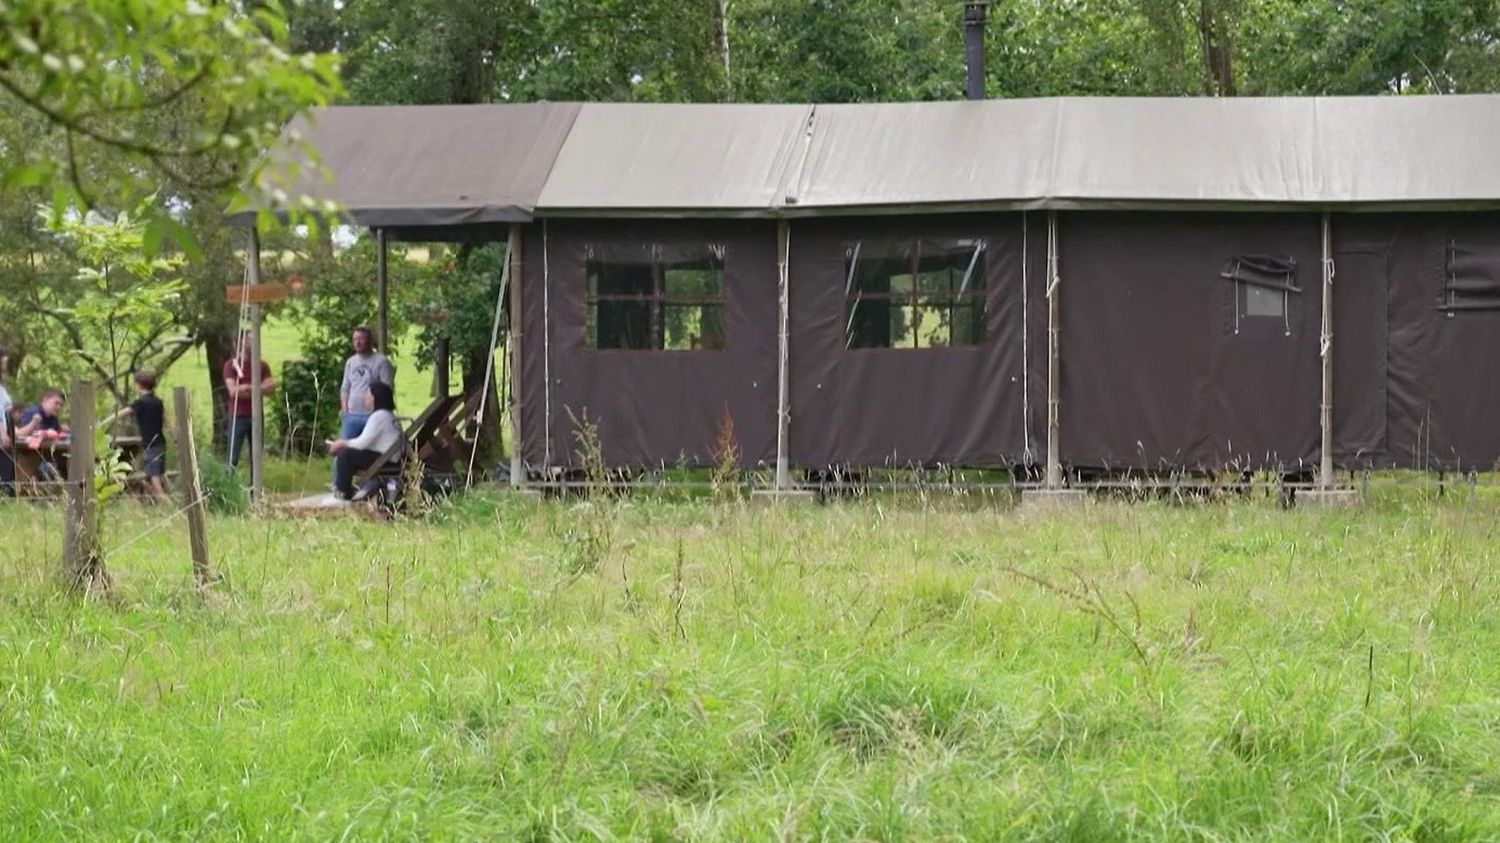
[106,372,168,503]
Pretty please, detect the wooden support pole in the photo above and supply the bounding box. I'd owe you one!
[774,220,792,491]
[465,224,516,487]
[508,224,524,489]
[62,379,103,589]
[172,386,215,586]
[1045,210,1062,490]
[248,229,265,502]
[433,337,451,398]
[376,228,390,354]
[1319,212,1335,490]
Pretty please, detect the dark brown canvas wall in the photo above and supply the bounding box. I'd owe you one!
[787,214,1042,469]
[514,210,1500,478]
[1337,212,1500,470]
[1058,212,1324,471]
[519,220,779,470]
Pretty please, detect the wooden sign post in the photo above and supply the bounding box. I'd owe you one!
[224,282,292,305]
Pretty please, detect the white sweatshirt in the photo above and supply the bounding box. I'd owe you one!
[346,409,402,454]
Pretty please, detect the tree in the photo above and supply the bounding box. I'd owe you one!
[1,0,340,228]
[1238,0,1500,95]
[31,205,190,407]
[730,0,960,102]
[1,2,343,444]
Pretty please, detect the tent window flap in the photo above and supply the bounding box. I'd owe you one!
[1442,241,1500,312]
[1220,255,1300,294]
[1223,254,1297,326]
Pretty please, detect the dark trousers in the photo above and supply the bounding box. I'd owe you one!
[0,444,13,497]
[334,448,382,499]
[227,416,252,468]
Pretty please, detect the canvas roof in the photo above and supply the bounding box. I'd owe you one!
[236,103,580,232]
[535,103,813,215]
[238,95,1500,228]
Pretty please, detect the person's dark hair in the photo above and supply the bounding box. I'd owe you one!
[369,381,395,413]
[41,388,64,403]
[134,371,158,391]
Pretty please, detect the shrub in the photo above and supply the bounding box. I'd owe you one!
[197,458,250,515]
[273,358,340,457]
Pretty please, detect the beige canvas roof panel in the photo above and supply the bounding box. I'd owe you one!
[1049,97,1321,204]
[536,103,814,214]
[1311,95,1500,204]
[784,99,1059,210]
[241,102,581,228]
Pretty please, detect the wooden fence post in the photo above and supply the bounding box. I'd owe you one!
[172,386,216,586]
[62,379,105,590]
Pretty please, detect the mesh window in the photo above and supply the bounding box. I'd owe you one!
[845,238,987,349]
[585,244,726,350]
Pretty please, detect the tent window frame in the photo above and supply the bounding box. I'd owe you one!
[843,237,988,350]
[584,243,727,351]
[1222,254,1298,335]
[1441,239,1500,313]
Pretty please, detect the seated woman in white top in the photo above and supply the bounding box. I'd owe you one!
[326,381,401,500]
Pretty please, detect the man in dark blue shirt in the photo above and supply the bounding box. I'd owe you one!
[18,389,66,434]
[17,389,67,481]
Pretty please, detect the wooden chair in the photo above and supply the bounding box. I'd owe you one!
[351,393,467,492]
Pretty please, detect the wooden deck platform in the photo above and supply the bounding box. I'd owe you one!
[269,492,388,520]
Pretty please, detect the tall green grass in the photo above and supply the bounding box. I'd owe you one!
[2,489,1498,840]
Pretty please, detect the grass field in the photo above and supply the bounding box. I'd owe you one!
[3,487,1500,840]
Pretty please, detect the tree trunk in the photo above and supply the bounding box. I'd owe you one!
[204,329,237,446]
[1198,0,1236,96]
[433,336,451,398]
[716,0,733,99]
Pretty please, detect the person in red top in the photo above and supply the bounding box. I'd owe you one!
[222,336,274,468]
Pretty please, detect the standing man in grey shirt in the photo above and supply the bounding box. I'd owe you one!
[337,326,395,479]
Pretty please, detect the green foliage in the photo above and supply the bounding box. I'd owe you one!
[273,358,341,457]
[39,204,189,406]
[408,245,506,377]
[731,0,961,102]
[326,0,727,104]
[300,0,1500,114]
[92,431,131,508]
[195,457,250,515]
[1238,0,1500,95]
[285,238,415,368]
[0,0,341,225]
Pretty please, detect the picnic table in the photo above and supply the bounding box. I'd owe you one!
[10,434,150,497]
[12,437,71,495]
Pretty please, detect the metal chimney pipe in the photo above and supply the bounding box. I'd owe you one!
[963,1,989,100]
